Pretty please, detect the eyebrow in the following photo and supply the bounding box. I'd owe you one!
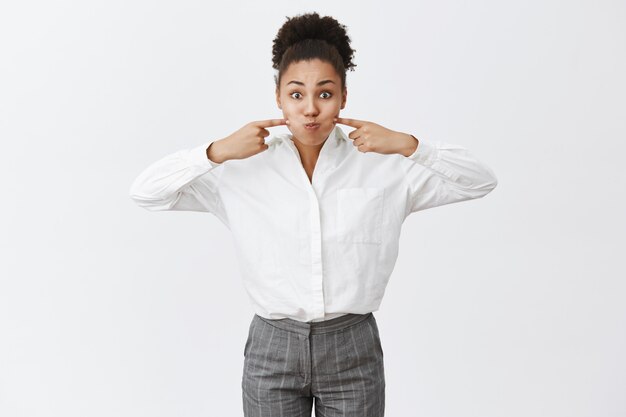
[286,80,336,87]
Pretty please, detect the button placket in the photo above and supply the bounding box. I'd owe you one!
[285,135,330,321]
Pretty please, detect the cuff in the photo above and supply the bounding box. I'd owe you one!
[406,138,438,166]
[188,139,223,169]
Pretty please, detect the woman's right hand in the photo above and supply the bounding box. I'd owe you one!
[207,119,288,163]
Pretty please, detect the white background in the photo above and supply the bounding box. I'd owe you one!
[1,1,624,416]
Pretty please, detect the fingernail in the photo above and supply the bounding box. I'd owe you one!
[285,120,290,124]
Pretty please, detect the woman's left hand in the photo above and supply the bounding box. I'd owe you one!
[334,117,419,156]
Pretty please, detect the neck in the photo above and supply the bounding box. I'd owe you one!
[293,138,324,163]
[292,130,331,165]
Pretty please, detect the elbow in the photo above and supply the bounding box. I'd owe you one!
[129,190,154,211]
[490,176,498,192]
[128,181,148,208]
[479,170,498,198]
[487,168,498,191]
[129,194,174,211]
[129,182,172,211]
[459,169,498,199]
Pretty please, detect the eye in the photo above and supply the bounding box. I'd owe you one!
[320,91,332,99]
[290,92,302,99]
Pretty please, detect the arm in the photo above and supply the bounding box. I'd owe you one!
[402,135,498,215]
[129,138,226,214]
[129,119,285,215]
[330,117,497,215]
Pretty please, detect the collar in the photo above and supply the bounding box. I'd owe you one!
[274,125,349,172]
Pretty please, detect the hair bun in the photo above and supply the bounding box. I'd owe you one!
[272,12,356,71]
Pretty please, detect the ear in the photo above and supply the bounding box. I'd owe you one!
[340,87,347,110]
[275,87,282,110]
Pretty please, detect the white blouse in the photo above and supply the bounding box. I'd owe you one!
[129,126,498,322]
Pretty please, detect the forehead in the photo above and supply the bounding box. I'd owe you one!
[281,59,340,86]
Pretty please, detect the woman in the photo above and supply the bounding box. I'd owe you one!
[129,11,497,417]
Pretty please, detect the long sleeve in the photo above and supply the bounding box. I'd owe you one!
[403,138,498,215]
[129,139,226,218]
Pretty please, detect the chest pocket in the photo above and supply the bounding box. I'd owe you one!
[336,187,385,244]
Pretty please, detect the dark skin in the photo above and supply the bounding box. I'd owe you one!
[275,59,419,182]
[275,59,346,181]
[207,58,419,182]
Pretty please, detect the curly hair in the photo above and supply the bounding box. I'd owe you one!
[272,12,357,90]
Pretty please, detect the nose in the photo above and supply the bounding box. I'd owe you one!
[303,97,319,118]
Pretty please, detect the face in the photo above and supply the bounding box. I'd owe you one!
[276,59,347,148]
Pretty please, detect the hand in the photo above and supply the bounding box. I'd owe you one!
[207,119,287,163]
[334,117,419,156]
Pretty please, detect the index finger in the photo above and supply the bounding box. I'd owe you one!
[253,118,288,128]
[334,117,365,128]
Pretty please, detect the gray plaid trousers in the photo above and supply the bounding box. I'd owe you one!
[242,312,385,416]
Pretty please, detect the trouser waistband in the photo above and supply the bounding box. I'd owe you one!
[256,312,373,336]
